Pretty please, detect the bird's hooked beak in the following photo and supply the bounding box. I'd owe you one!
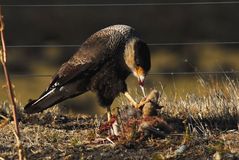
[134,66,146,97]
[139,76,146,97]
[138,75,144,86]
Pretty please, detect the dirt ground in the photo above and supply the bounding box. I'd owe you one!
[0,109,239,160]
[1,88,239,160]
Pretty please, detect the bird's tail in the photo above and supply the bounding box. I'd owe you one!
[24,86,80,114]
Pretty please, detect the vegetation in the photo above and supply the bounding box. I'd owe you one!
[0,76,238,159]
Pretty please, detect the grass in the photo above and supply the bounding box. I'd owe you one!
[0,76,239,159]
[161,76,238,131]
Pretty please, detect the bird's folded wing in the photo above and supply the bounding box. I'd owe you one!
[46,35,117,92]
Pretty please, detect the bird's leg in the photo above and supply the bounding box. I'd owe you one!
[107,106,112,122]
[106,106,120,136]
[124,92,138,108]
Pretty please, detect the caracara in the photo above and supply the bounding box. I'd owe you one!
[24,25,151,119]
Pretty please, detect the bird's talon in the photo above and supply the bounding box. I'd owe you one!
[133,103,142,109]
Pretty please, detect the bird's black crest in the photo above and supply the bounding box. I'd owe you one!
[134,39,151,73]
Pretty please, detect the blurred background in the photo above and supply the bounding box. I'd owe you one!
[0,0,239,114]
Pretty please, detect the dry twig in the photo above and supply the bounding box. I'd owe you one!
[0,7,25,160]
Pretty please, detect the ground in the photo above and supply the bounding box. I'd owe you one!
[0,107,239,160]
[1,84,239,160]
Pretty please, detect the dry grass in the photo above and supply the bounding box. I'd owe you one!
[0,77,239,159]
[160,76,239,132]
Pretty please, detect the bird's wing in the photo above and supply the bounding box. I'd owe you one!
[47,32,122,91]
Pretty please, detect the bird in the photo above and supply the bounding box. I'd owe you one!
[24,24,151,120]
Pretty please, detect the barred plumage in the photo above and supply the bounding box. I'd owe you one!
[24,24,151,114]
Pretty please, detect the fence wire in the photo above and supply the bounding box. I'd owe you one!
[7,71,239,78]
[2,1,239,78]
[2,1,239,7]
[5,41,239,48]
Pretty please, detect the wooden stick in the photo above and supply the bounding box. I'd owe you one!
[0,7,25,160]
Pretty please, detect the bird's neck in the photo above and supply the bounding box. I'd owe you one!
[123,38,137,71]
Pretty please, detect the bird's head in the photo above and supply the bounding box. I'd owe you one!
[133,66,145,86]
[124,37,151,96]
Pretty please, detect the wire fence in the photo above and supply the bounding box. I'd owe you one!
[2,1,239,7]
[5,41,239,48]
[5,41,239,78]
[2,1,239,78]
[7,71,239,78]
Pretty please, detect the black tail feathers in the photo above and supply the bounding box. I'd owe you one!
[24,89,63,114]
